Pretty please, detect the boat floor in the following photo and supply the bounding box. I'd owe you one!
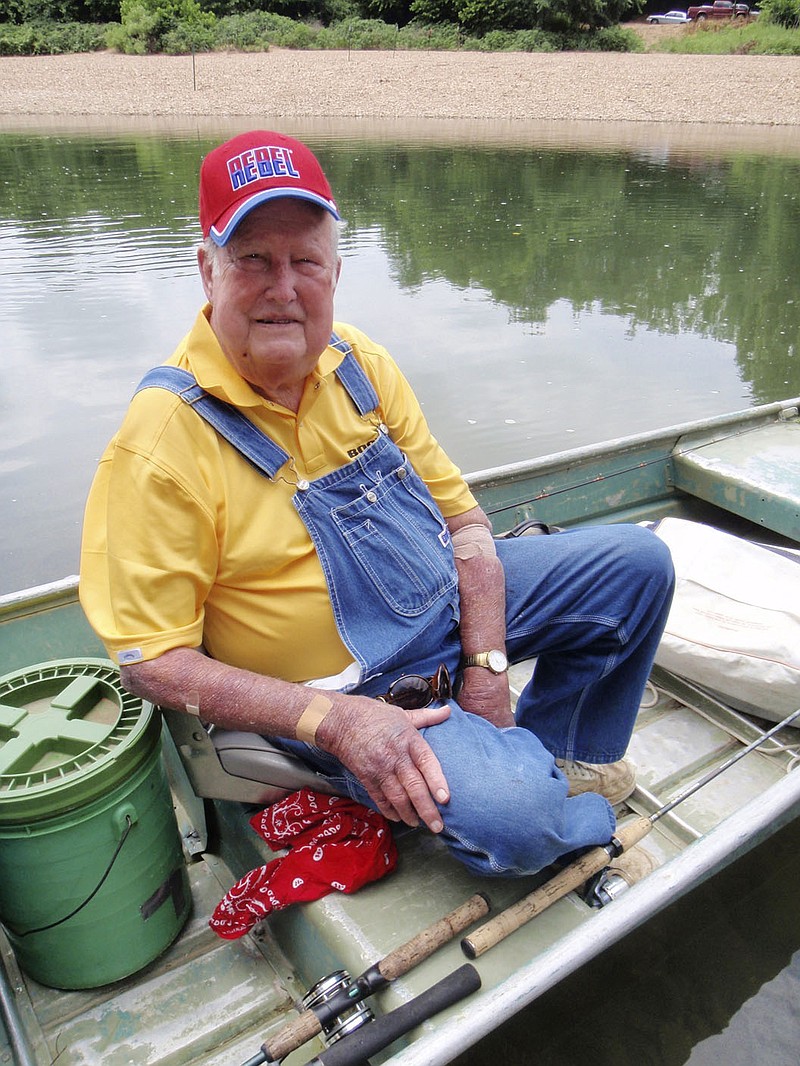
[5,663,799,1066]
[0,851,317,1066]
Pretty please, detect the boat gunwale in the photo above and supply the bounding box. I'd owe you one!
[0,576,80,619]
[3,396,798,615]
[465,396,800,491]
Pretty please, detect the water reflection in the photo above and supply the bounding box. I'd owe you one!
[1,118,799,1066]
[1,124,799,592]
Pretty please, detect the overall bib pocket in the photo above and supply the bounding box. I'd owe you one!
[331,465,456,616]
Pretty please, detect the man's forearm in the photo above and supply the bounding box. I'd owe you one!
[447,507,513,727]
[121,646,318,739]
[454,551,507,656]
[121,645,452,833]
[448,507,508,655]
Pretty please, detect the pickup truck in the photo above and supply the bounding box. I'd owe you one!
[686,0,749,17]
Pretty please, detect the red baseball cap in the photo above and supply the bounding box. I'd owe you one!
[199,130,340,245]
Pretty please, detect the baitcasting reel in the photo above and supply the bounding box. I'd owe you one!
[301,969,375,1046]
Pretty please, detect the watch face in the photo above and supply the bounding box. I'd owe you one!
[488,650,508,673]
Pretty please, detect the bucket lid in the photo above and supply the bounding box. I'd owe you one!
[0,658,160,824]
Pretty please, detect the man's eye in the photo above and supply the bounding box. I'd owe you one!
[234,254,266,273]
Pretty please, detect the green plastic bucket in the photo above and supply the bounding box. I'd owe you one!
[0,658,190,989]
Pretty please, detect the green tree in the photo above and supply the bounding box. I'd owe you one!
[107,0,215,52]
[410,0,640,32]
[203,0,353,23]
[0,0,119,21]
[456,0,533,32]
[358,0,409,23]
[531,0,639,31]
[408,0,457,22]
[758,0,800,26]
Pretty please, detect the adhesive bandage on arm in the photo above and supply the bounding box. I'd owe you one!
[451,523,498,561]
[296,694,334,745]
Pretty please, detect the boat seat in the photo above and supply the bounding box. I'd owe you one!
[671,416,800,542]
[161,706,341,807]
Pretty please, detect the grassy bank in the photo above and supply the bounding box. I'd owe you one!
[644,18,800,54]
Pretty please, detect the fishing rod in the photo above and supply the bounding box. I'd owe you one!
[241,893,490,1065]
[299,964,482,1066]
[462,705,800,959]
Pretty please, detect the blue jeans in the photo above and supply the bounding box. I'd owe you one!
[280,523,675,878]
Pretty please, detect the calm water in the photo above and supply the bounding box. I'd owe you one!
[2,119,800,593]
[1,117,800,1062]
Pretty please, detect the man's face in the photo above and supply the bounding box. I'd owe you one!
[198,199,341,406]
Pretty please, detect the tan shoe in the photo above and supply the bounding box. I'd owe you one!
[555,757,636,805]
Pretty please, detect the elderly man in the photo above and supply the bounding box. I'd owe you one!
[80,130,674,878]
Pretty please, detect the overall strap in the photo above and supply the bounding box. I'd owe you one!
[134,366,289,479]
[330,332,380,417]
[134,334,380,479]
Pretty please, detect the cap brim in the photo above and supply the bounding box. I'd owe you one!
[209,187,340,245]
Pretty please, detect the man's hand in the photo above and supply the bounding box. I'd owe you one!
[121,648,453,833]
[317,696,451,833]
[457,668,515,729]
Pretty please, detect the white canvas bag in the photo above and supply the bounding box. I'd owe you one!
[651,517,800,721]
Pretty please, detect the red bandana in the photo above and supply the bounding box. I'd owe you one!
[210,788,398,939]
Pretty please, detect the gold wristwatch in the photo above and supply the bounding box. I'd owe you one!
[461,650,508,674]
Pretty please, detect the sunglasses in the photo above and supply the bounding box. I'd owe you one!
[375,664,452,710]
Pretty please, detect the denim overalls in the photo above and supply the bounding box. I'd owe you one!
[137,337,674,877]
[137,339,462,686]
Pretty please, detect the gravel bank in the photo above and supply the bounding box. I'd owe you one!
[1,46,799,127]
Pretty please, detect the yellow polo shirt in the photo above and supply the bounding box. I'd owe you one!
[80,308,477,681]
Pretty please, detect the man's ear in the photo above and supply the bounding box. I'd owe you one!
[197,244,214,302]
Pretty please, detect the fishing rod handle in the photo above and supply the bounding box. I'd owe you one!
[258,893,490,1062]
[258,1007,322,1062]
[462,815,652,959]
[378,892,490,982]
[303,964,482,1066]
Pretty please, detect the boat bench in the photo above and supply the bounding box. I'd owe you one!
[670,416,800,541]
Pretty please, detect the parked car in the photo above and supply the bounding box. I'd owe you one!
[646,10,691,22]
[686,1,749,18]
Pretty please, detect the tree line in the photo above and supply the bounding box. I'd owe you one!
[0,0,644,48]
[1,0,799,55]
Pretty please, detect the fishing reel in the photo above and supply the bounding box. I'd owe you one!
[294,964,481,1066]
[580,866,633,909]
[241,895,488,1066]
[301,969,375,1047]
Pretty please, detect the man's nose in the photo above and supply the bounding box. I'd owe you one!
[263,261,296,301]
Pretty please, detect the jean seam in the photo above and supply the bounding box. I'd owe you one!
[441,823,527,877]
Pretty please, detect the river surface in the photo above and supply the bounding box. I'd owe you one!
[1,116,799,1062]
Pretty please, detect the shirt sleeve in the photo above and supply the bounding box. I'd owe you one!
[79,390,220,665]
